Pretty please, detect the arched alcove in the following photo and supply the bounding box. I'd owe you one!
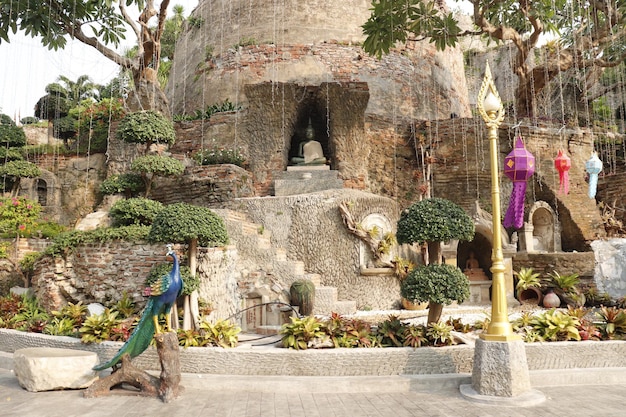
[287,90,330,167]
[36,178,47,206]
[457,232,493,280]
[520,201,562,253]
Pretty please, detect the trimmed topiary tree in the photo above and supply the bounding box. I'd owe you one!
[396,198,475,265]
[99,173,145,198]
[401,264,470,324]
[0,160,41,197]
[116,110,175,152]
[0,124,27,148]
[149,202,229,330]
[109,197,163,226]
[131,154,184,198]
[396,198,474,323]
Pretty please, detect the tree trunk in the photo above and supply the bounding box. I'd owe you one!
[84,332,181,402]
[182,239,199,330]
[125,79,171,118]
[427,302,443,325]
[427,241,442,265]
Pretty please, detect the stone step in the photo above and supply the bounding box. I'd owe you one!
[274,177,344,196]
[331,300,357,315]
[312,286,338,315]
[273,168,340,180]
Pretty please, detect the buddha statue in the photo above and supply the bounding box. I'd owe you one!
[463,251,489,281]
[290,119,327,165]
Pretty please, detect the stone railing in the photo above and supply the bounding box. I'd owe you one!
[2,329,626,376]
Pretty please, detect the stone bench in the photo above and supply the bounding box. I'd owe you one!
[13,347,99,392]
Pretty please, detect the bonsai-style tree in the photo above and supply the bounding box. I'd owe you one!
[396,198,474,323]
[362,0,626,119]
[117,110,176,152]
[131,155,184,198]
[401,263,470,324]
[0,160,41,197]
[148,202,229,330]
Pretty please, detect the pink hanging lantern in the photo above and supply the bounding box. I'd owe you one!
[503,137,535,229]
[585,151,603,199]
[554,149,571,195]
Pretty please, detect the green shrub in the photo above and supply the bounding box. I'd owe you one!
[199,318,241,348]
[0,114,15,125]
[116,110,175,147]
[44,225,151,256]
[0,196,42,238]
[280,315,327,350]
[109,197,163,226]
[193,147,245,167]
[52,115,77,140]
[401,263,470,305]
[99,173,145,197]
[79,309,122,343]
[0,147,24,161]
[131,154,185,197]
[148,202,229,247]
[0,124,27,147]
[20,116,39,125]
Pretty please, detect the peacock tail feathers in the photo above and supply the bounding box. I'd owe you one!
[92,298,158,371]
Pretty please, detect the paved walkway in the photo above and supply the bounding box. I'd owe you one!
[2,369,626,417]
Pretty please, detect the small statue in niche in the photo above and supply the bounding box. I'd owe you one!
[463,251,488,281]
[290,119,327,165]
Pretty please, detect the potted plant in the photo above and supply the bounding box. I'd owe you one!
[514,267,543,305]
[396,198,474,323]
[547,271,586,308]
[400,263,470,323]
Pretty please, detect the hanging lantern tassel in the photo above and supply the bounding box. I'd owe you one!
[585,151,603,199]
[503,137,535,229]
[554,149,571,194]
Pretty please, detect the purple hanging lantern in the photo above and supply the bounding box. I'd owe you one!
[503,137,535,229]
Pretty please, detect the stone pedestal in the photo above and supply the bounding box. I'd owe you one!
[464,280,491,304]
[460,338,545,406]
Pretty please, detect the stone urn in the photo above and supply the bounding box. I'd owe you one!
[542,290,561,308]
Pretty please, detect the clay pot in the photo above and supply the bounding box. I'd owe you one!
[401,298,429,310]
[517,287,543,305]
[542,290,561,308]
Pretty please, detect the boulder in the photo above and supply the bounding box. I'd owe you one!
[13,347,99,392]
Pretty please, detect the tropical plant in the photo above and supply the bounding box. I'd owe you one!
[0,124,27,147]
[400,263,470,324]
[0,196,42,238]
[548,271,584,307]
[426,321,454,346]
[112,292,137,319]
[377,315,406,347]
[52,301,88,327]
[1,2,176,113]
[403,324,428,347]
[596,306,626,340]
[44,317,78,336]
[199,318,241,348]
[529,309,581,342]
[11,295,50,332]
[109,197,163,226]
[79,309,122,344]
[280,315,327,350]
[514,268,542,291]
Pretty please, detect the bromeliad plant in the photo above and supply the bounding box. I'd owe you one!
[280,315,327,350]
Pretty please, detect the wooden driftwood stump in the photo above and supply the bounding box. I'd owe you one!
[84,332,182,402]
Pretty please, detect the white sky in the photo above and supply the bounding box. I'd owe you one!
[0,1,199,120]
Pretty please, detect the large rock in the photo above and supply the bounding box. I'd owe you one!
[13,347,99,392]
[592,238,626,299]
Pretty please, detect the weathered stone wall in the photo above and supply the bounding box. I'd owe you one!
[151,164,255,207]
[511,252,596,286]
[592,239,626,299]
[597,171,626,229]
[166,1,470,121]
[228,189,403,310]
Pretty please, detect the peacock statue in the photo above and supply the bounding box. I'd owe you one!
[93,244,183,371]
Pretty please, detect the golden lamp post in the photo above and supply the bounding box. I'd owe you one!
[461,63,544,404]
[475,62,517,341]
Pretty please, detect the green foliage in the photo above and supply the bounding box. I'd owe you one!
[426,321,454,346]
[514,267,542,291]
[396,198,474,245]
[401,263,470,305]
[109,197,163,226]
[199,318,241,348]
[43,317,77,336]
[146,262,198,296]
[403,324,428,347]
[0,196,42,238]
[0,160,41,180]
[27,221,67,239]
[116,110,175,147]
[131,154,184,178]
[547,271,580,292]
[528,309,581,342]
[0,147,24,161]
[72,98,126,153]
[289,280,315,316]
[377,315,406,347]
[596,306,626,339]
[148,202,229,247]
[112,292,137,319]
[0,124,27,147]
[52,301,88,327]
[11,294,50,332]
[0,113,15,125]
[52,115,77,140]
[193,147,245,167]
[19,252,41,278]
[79,309,122,343]
[20,116,39,125]
[99,173,145,197]
[280,315,327,350]
[44,225,151,256]
[187,15,204,29]
[174,99,241,122]
[0,293,22,326]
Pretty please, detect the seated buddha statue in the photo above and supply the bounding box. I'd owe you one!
[290,120,327,166]
[463,252,489,281]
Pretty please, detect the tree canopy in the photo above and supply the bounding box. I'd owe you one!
[362,0,626,119]
[0,0,173,113]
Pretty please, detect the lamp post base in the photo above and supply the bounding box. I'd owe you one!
[463,338,544,404]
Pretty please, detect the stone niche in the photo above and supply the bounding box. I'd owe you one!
[519,201,562,253]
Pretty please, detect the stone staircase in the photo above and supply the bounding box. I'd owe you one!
[213,209,356,332]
